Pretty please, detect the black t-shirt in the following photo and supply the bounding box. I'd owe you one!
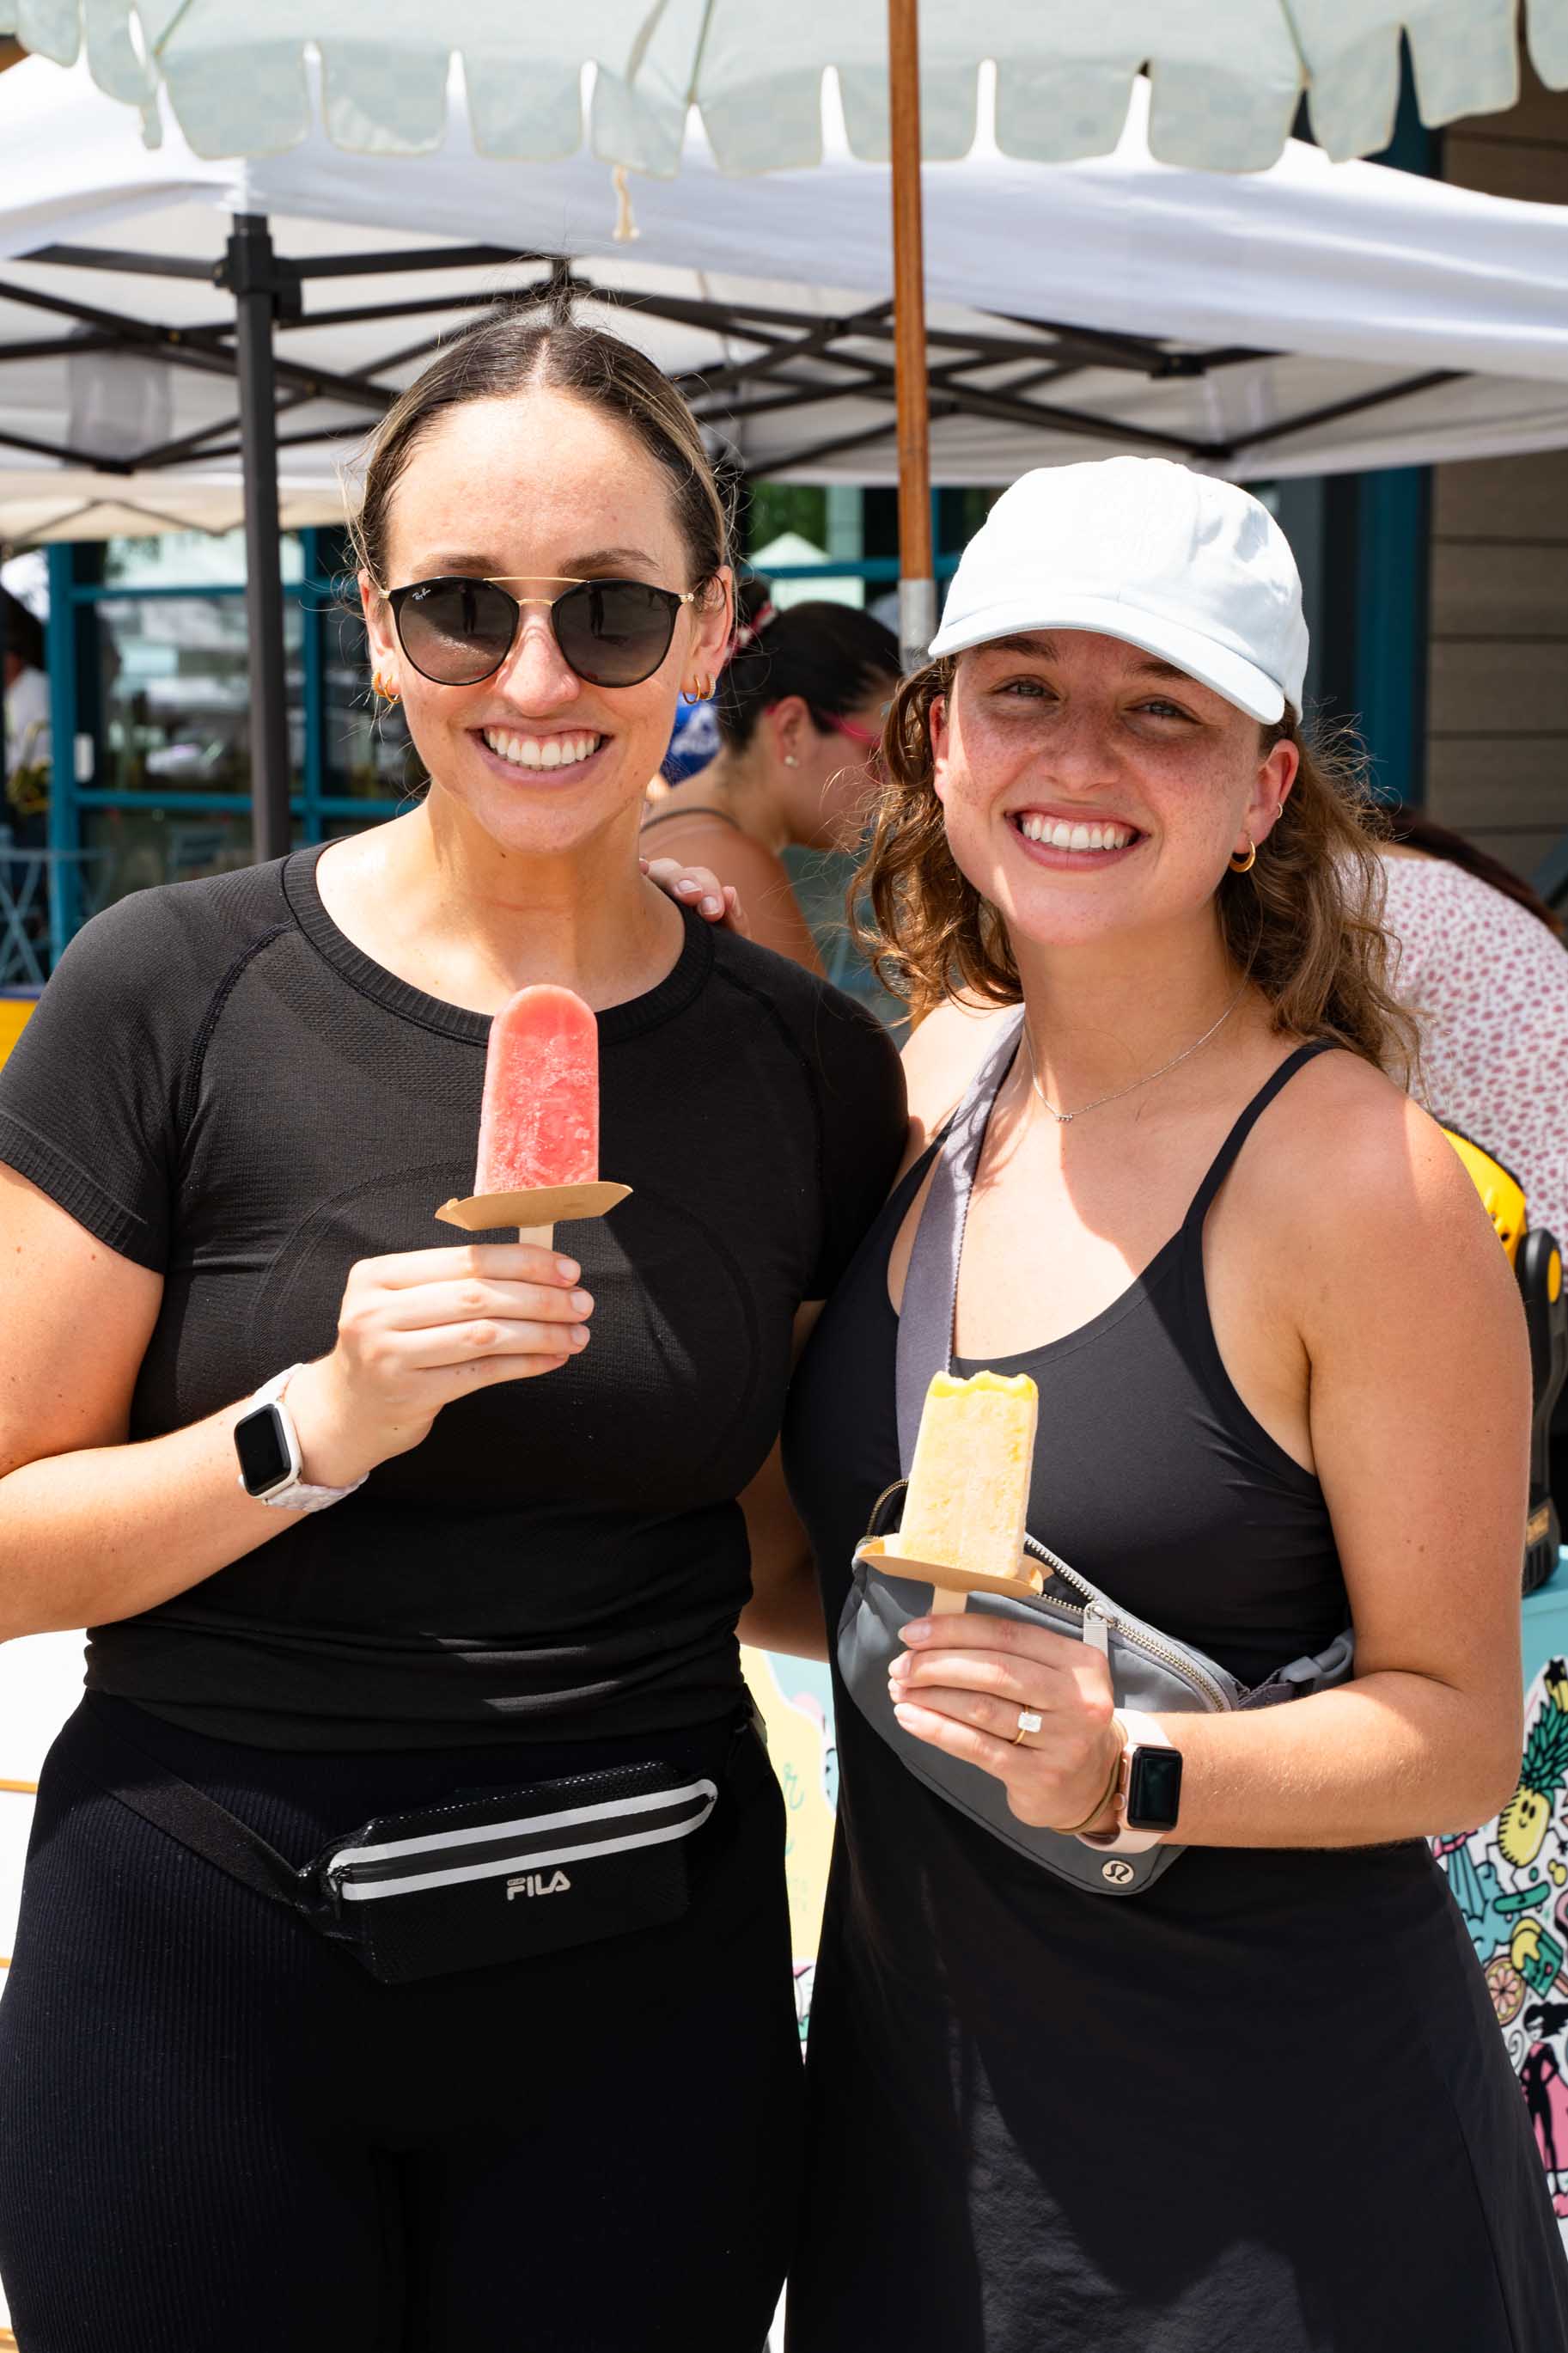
[0,849,905,1749]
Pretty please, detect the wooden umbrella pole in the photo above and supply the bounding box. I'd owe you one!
[888,0,936,676]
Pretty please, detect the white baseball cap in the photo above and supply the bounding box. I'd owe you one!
[928,457,1308,725]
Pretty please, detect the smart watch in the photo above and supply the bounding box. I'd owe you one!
[1076,1711,1183,1855]
[233,1364,366,1512]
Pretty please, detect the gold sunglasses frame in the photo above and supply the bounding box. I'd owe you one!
[375,575,705,689]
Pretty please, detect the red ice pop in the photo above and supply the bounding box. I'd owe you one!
[475,985,598,1195]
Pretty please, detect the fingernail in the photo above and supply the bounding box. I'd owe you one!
[893,1704,921,1727]
[701,895,723,917]
[900,1621,931,1645]
[570,1290,594,1316]
[888,1654,910,1680]
[675,879,700,895]
[555,1258,579,1283]
[570,1325,590,1347]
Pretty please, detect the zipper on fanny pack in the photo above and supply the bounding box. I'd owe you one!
[863,1482,1231,1712]
[1022,1536,1230,1711]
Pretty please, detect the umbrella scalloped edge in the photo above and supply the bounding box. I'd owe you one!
[0,3,1553,177]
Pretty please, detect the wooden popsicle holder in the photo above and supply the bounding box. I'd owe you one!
[853,1532,1044,1617]
[435,1179,631,1250]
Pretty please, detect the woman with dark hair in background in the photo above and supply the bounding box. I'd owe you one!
[643,588,900,970]
[1,584,49,814]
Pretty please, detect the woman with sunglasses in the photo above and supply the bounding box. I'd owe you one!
[642,591,900,972]
[0,306,904,2351]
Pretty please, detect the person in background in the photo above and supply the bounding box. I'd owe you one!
[1,585,50,816]
[642,588,900,971]
[1379,803,1568,1244]
[1376,803,1568,1531]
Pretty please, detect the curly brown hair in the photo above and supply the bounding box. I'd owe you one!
[854,656,1416,1075]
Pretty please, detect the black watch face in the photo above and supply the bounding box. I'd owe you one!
[235,1403,291,1497]
[1126,1745,1183,1832]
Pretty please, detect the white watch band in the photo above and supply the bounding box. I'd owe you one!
[1075,1711,1174,1855]
[239,1363,368,1513]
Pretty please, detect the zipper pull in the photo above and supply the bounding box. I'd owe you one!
[1083,1604,1110,1659]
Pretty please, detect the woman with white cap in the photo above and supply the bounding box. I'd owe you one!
[779,459,1568,2349]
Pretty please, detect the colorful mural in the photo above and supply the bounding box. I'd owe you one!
[742,1650,839,2039]
[1437,1656,1568,2246]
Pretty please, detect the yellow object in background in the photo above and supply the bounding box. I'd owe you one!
[1444,1128,1528,1263]
[901,1368,1039,1581]
[0,997,34,1068]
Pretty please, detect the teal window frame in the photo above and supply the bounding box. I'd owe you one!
[40,531,964,969]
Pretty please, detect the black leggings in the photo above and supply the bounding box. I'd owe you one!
[0,1696,802,2353]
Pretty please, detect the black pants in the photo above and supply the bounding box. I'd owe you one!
[0,1696,802,2353]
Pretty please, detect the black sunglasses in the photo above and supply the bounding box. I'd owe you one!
[381,574,701,690]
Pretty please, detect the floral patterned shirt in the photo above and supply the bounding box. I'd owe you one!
[1382,851,1568,1246]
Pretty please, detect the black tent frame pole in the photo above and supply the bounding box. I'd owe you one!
[223,213,291,865]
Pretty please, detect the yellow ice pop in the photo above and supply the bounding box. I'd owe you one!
[899,1370,1038,1583]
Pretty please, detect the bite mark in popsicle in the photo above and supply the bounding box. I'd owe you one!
[475,985,598,1195]
[892,1370,1040,1612]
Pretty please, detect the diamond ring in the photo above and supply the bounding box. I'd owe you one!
[1010,1708,1044,1745]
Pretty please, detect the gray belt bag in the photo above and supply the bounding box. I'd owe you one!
[836,1012,1355,1898]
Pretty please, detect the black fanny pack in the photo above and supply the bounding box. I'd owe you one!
[74,1702,742,1984]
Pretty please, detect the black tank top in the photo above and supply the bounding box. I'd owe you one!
[781,1039,1568,2353]
[788,1039,1348,1690]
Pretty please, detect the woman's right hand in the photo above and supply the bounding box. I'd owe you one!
[283,1243,594,1488]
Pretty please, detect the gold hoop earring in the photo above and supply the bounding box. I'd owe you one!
[1229,835,1256,874]
[373,671,400,704]
[681,678,712,706]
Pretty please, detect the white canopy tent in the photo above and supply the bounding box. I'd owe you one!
[3,52,1568,551]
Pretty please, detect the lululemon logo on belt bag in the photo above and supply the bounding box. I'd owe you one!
[506,1870,572,1901]
[1101,1859,1135,1886]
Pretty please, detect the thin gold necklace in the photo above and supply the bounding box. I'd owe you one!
[1021,982,1249,1125]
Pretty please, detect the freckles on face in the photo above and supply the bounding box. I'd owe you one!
[374,386,708,853]
[933,632,1266,941]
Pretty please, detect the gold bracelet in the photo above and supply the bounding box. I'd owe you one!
[1050,1728,1124,1837]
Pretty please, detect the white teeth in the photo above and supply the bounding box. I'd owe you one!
[483,730,602,772]
[1016,815,1133,853]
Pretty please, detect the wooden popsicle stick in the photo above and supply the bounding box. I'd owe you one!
[436,1181,631,1236]
[518,1223,554,1249]
[855,1536,1043,1612]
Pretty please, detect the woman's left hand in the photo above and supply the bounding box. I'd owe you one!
[640,856,748,936]
[890,1613,1121,1831]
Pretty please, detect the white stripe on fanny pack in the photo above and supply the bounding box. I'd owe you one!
[330,1777,719,1899]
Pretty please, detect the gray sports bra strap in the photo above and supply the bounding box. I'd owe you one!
[895,1007,1026,1474]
